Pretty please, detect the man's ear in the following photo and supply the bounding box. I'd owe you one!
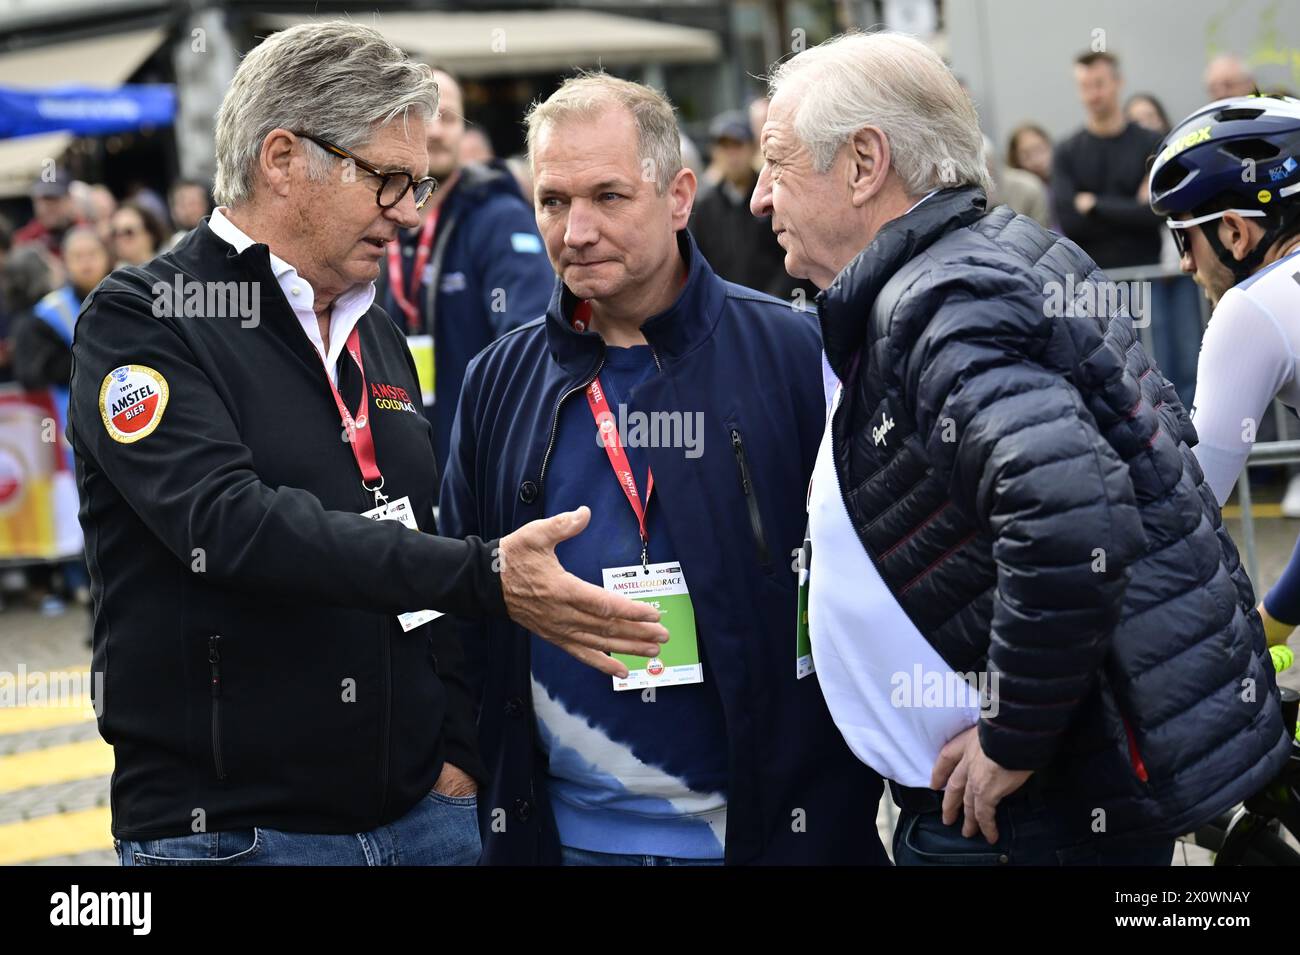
[258,128,300,200]
[848,126,891,207]
[1220,210,1264,262]
[668,166,697,230]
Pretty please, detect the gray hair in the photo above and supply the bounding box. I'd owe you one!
[214,21,439,206]
[525,72,682,194]
[768,32,991,196]
[0,245,55,313]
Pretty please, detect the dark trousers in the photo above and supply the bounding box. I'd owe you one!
[890,781,1175,866]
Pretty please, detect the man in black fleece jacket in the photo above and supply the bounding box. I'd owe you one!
[1053,50,1164,269]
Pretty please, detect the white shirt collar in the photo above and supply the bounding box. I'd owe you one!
[208,207,375,384]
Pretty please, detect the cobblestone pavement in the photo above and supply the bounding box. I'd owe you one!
[1,510,1297,867]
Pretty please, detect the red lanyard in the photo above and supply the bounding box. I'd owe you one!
[320,326,385,504]
[574,301,653,567]
[386,210,438,333]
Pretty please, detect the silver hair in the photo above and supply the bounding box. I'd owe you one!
[768,32,992,196]
[525,71,682,195]
[214,21,439,206]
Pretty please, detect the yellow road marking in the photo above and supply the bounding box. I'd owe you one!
[1221,504,1284,519]
[0,698,96,735]
[0,738,113,793]
[0,807,112,865]
[0,665,97,735]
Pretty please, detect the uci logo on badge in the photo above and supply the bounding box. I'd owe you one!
[99,364,170,444]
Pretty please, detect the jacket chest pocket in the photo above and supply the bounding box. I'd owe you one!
[728,425,773,569]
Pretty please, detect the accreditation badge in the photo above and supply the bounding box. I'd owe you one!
[361,494,442,631]
[796,531,814,678]
[604,560,702,691]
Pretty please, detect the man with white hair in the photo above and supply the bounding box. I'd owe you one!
[1205,53,1257,101]
[752,31,1290,865]
[439,72,886,866]
[68,21,665,867]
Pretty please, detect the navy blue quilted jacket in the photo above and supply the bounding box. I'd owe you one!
[820,186,1290,840]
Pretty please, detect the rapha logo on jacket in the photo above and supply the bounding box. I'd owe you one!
[872,412,896,447]
[370,382,418,414]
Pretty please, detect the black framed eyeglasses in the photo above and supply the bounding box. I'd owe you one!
[293,132,438,211]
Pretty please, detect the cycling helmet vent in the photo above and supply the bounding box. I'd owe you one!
[1151,157,1192,195]
[1214,107,1267,122]
[1219,138,1281,162]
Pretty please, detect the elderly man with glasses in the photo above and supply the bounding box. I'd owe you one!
[68,20,665,867]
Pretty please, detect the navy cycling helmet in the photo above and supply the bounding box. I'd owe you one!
[1149,94,1300,280]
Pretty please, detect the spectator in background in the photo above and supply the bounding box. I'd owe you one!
[1052,51,1163,271]
[0,244,57,610]
[0,246,56,325]
[109,200,167,267]
[504,153,533,202]
[984,133,1050,226]
[459,126,494,165]
[123,185,171,235]
[690,110,807,299]
[1205,53,1257,101]
[1006,123,1053,186]
[1125,92,1170,135]
[678,129,704,179]
[79,184,117,248]
[166,179,212,249]
[11,227,110,620]
[374,67,553,472]
[12,228,111,402]
[14,171,81,260]
[1124,90,1203,409]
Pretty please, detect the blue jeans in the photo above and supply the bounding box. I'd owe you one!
[560,845,724,867]
[893,803,1175,866]
[116,790,481,866]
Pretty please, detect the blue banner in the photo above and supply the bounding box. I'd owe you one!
[0,84,176,139]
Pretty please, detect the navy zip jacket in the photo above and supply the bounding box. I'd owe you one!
[438,231,889,864]
[376,160,554,472]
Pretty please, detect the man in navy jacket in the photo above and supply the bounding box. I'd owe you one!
[375,68,554,472]
[438,73,886,865]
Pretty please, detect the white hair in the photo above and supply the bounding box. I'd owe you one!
[768,32,992,196]
[214,21,439,206]
[525,71,682,195]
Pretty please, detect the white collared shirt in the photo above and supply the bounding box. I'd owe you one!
[208,207,375,384]
[807,186,978,786]
[807,385,980,787]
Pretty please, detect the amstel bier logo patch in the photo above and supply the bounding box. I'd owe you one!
[99,365,169,443]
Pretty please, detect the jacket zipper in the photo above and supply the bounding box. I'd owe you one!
[208,635,226,781]
[539,359,605,490]
[730,429,771,565]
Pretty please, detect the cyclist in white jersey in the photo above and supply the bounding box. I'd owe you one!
[1148,93,1300,647]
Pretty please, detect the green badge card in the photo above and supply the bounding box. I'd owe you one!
[796,534,814,678]
[604,560,703,691]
